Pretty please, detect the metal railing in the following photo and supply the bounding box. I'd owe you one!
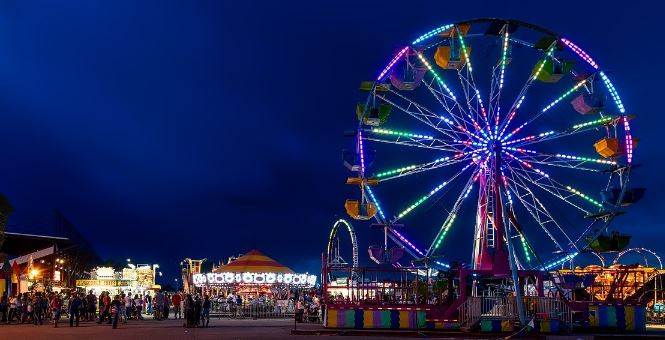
[208,302,316,320]
[458,296,571,330]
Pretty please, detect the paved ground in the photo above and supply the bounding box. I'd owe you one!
[2,318,664,339]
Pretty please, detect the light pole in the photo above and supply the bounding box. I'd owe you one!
[152,264,159,286]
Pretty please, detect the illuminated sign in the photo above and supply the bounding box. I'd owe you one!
[192,272,317,287]
[76,279,133,287]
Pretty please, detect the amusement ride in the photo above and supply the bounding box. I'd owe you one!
[325,18,659,333]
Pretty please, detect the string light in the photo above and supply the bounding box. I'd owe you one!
[499,31,509,89]
[377,46,410,81]
[411,24,454,45]
[555,153,616,165]
[572,116,613,129]
[560,38,598,69]
[417,53,457,100]
[566,186,603,208]
[373,128,434,140]
[600,71,625,114]
[365,186,386,220]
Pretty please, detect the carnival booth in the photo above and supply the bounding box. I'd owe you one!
[192,249,317,300]
[76,265,156,296]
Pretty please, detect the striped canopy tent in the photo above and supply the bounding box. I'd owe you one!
[213,249,294,273]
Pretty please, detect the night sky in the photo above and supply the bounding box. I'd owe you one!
[0,1,661,284]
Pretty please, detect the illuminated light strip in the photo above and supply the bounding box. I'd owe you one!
[499,31,509,89]
[565,186,603,208]
[457,29,473,74]
[503,80,586,141]
[520,235,532,263]
[375,157,451,178]
[503,131,554,145]
[623,116,633,164]
[373,128,434,140]
[358,129,366,174]
[555,153,616,165]
[560,38,598,69]
[365,186,386,220]
[543,252,579,270]
[599,71,625,114]
[572,116,613,129]
[503,151,550,177]
[411,24,454,45]
[498,96,525,139]
[417,53,457,100]
[391,229,426,257]
[454,122,486,142]
[433,214,456,249]
[532,47,555,81]
[377,46,410,81]
[504,146,537,154]
[395,163,473,219]
[541,79,587,112]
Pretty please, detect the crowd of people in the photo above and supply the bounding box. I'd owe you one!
[0,289,322,328]
[0,290,214,329]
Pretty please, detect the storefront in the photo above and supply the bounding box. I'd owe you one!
[76,265,157,296]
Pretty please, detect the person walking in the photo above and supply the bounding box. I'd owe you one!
[202,295,211,327]
[97,292,111,324]
[68,293,82,327]
[172,292,182,319]
[50,294,63,328]
[86,291,97,321]
[124,293,132,321]
[7,294,17,324]
[134,295,144,319]
[110,295,122,329]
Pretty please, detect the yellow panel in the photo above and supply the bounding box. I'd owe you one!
[363,310,374,328]
[438,23,471,38]
[344,200,359,218]
[589,305,599,327]
[327,309,337,327]
[501,320,513,331]
[434,46,470,70]
[399,310,410,329]
[346,177,363,185]
[594,138,620,158]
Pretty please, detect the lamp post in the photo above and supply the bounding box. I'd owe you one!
[152,264,159,286]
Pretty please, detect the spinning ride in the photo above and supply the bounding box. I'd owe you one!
[344,18,640,274]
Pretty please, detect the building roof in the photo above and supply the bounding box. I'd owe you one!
[0,232,72,256]
[213,249,294,273]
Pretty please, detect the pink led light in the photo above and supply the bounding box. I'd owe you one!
[623,116,633,163]
[377,46,410,81]
[560,38,599,70]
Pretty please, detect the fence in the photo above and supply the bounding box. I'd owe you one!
[458,296,571,329]
[209,302,306,320]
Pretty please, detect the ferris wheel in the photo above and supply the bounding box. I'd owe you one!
[344,18,641,273]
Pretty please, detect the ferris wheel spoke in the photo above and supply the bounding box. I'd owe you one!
[374,156,472,182]
[487,26,511,129]
[427,171,476,255]
[365,135,466,153]
[505,167,576,252]
[501,75,596,142]
[415,53,473,132]
[419,71,476,138]
[512,116,617,148]
[497,45,556,138]
[391,162,476,223]
[503,147,615,172]
[506,161,591,215]
[376,91,473,142]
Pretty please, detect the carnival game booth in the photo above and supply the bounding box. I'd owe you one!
[192,249,317,300]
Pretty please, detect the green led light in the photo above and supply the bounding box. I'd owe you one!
[457,29,472,72]
[520,235,531,263]
[532,47,555,81]
[566,186,603,207]
[572,116,613,129]
[434,214,456,249]
[373,128,433,140]
[376,165,418,178]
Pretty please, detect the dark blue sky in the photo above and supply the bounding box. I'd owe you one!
[1,1,661,283]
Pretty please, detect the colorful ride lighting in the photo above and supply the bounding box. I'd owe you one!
[566,186,603,208]
[560,38,599,70]
[433,214,457,249]
[600,71,626,114]
[520,235,532,263]
[555,153,616,165]
[623,116,633,163]
[358,130,366,173]
[376,165,418,178]
[377,46,410,81]
[504,131,554,146]
[532,47,554,81]
[458,30,473,73]
[572,116,613,129]
[499,31,509,89]
[411,24,454,45]
[543,252,579,270]
[541,79,587,113]
[396,163,472,219]
[418,53,457,100]
[391,229,425,257]
[504,147,536,154]
[439,116,454,125]
[373,128,434,140]
[365,186,386,220]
